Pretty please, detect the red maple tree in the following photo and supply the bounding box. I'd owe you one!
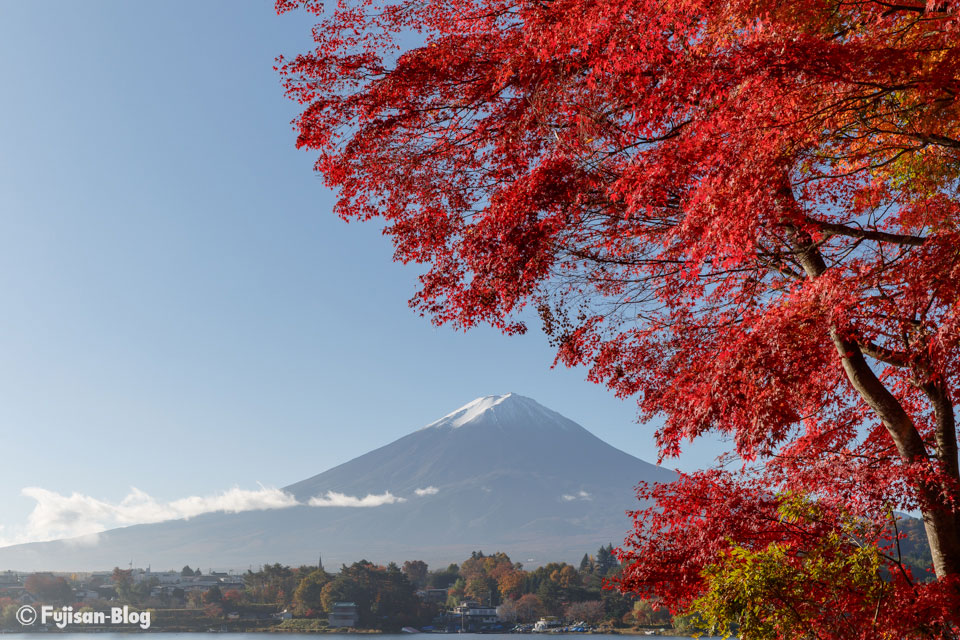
[277,0,960,633]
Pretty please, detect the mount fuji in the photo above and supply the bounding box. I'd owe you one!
[0,394,675,571]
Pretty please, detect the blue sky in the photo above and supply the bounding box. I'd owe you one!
[0,1,723,547]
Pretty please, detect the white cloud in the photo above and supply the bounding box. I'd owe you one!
[414,486,439,496]
[0,485,298,547]
[308,491,406,507]
[561,490,592,502]
[0,484,411,547]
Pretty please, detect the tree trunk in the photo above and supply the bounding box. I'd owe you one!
[919,383,960,578]
[786,223,960,579]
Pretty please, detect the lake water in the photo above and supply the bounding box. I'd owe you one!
[0,635,726,639]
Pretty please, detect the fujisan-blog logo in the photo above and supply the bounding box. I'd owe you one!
[16,604,151,630]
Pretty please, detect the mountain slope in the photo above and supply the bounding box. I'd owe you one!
[285,393,671,500]
[0,394,674,571]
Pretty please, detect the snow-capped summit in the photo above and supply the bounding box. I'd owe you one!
[422,393,577,432]
[0,394,675,571]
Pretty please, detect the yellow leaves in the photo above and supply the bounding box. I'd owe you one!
[689,497,888,640]
[775,490,824,524]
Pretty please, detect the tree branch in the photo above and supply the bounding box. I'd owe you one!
[808,218,927,247]
[859,341,911,367]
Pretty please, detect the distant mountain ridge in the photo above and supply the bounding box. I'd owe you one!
[0,393,676,571]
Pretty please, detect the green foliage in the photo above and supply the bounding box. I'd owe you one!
[163,547,651,629]
[690,507,887,640]
[579,553,592,573]
[318,560,422,630]
[293,568,331,615]
[427,564,459,589]
[600,586,633,625]
[446,577,466,606]
[536,580,564,615]
[465,576,498,605]
[320,575,368,614]
[402,560,429,589]
[202,585,223,605]
[0,604,20,630]
[595,544,618,576]
[108,568,157,606]
[672,611,709,635]
[277,617,330,631]
[244,563,300,605]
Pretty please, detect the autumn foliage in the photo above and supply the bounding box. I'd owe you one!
[277,0,960,635]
